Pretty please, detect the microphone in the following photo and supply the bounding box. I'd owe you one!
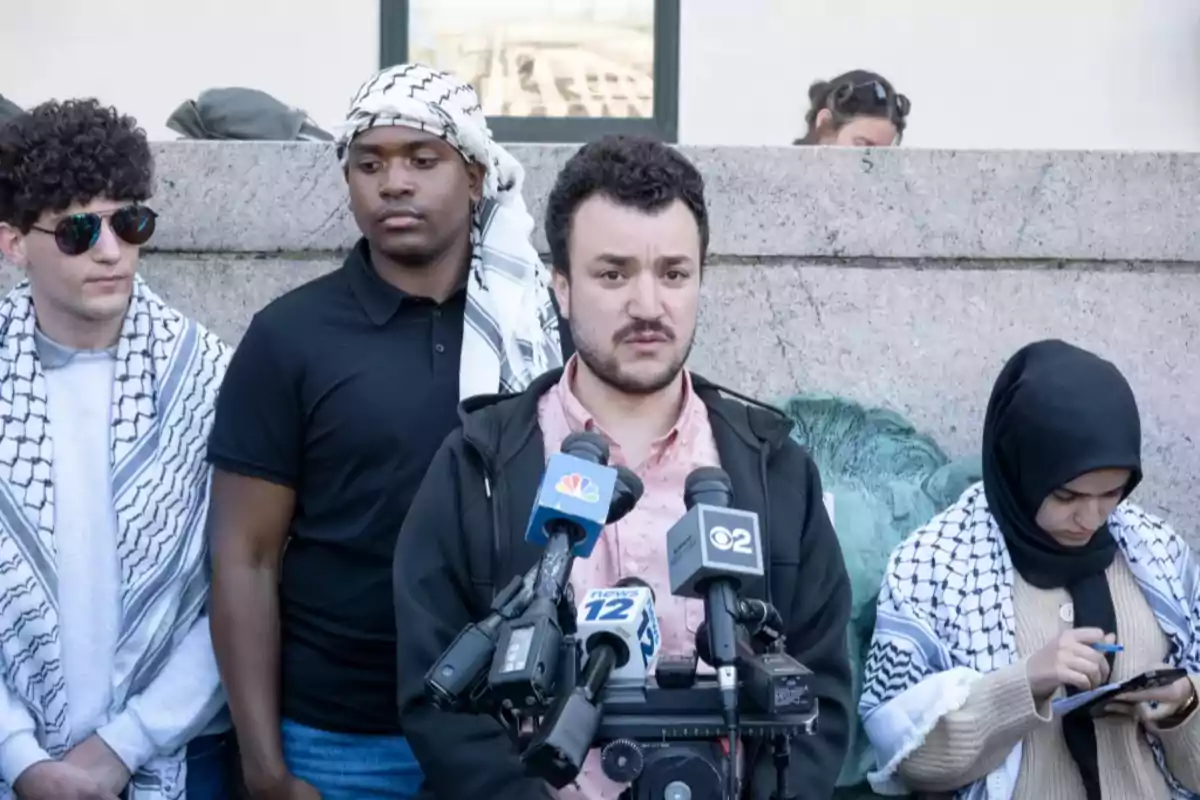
[614,574,656,601]
[522,582,661,788]
[736,597,784,641]
[666,466,764,798]
[606,469,644,525]
[667,467,764,672]
[693,617,755,669]
[574,582,661,687]
[525,431,619,604]
[693,597,785,659]
[489,434,644,713]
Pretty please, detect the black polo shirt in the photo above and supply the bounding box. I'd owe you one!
[207,240,467,734]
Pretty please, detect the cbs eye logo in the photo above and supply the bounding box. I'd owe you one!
[708,525,754,555]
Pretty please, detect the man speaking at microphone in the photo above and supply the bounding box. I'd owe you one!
[393,135,853,799]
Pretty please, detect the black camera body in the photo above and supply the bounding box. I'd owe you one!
[519,637,817,800]
[593,657,817,800]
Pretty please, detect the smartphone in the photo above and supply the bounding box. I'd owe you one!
[1062,668,1190,717]
[1117,668,1189,694]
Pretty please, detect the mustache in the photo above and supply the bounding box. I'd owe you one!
[614,320,674,344]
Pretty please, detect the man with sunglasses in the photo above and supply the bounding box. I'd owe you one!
[206,64,569,800]
[0,99,232,800]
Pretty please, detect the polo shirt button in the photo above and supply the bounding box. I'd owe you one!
[435,343,446,354]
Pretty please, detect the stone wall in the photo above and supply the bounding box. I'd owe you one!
[5,143,1198,541]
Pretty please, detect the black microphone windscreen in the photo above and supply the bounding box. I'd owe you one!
[604,465,644,525]
[693,619,753,667]
[561,430,610,465]
[614,575,655,603]
[614,466,644,502]
[683,466,733,509]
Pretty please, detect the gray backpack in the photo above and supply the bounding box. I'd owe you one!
[166,87,333,141]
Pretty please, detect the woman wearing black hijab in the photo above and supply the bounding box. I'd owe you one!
[860,340,1200,800]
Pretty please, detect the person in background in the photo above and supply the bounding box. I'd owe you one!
[860,339,1200,799]
[393,134,853,800]
[0,99,232,800]
[206,64,568,800]
[793,69,909,147]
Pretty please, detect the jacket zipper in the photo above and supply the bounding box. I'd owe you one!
[482,465,504,598]
[744,443,774,782]
[758,445,772,600]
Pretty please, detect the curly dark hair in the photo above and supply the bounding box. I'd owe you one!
[0,98,153,232]
[545,135,708,277]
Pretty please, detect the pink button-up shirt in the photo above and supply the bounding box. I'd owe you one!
[537,358,720,799]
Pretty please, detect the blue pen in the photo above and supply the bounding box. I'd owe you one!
[1092,643,1124,654]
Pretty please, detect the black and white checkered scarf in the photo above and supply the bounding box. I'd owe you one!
[858,483,1200,799]
[0,277,230,799]
[336,63,563,398]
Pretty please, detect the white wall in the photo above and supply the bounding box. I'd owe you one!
[0,0,380,141]
[4,0,1200,150]
[686,0,1200,150]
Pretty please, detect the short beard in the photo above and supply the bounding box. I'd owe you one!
[575,334,693,396]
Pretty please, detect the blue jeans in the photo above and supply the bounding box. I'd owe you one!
[185,732,235,799]
[281,718,424,799]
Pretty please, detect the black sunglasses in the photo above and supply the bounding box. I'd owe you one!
[832,80,911,120]
[30,205,157,256]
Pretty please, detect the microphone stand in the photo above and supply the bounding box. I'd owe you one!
[768,733,797,800]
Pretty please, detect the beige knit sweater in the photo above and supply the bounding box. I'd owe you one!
[897,555,1200,799]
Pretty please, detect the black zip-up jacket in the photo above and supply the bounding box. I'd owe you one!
[394,368,853,799]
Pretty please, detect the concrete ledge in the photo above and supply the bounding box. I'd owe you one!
[41,254,1187,544]
[5,143,1198,542]
[149,142,1200,261]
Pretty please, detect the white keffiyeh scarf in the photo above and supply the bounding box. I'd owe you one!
[859,483,1200,800]
[336,63,563,399]
[0,277,229,799]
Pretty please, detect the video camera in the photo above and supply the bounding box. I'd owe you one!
[424,430,641,715]
[426,451,818,800]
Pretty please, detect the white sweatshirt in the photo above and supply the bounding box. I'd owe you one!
[0,333,227,785]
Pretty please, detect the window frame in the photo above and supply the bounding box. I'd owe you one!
[379,0,680,143]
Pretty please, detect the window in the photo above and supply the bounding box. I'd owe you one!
[379,0,680,143]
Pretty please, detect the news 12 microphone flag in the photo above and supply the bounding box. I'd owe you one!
[574,585,662,684]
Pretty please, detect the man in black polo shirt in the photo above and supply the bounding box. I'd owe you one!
[205,64,569,800]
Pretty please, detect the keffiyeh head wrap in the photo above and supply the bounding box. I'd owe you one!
[336,63,563,398]
[337,62,525,208]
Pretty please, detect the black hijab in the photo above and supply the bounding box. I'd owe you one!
[982,339,1142,800]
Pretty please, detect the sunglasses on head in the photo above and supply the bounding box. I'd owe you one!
[832,80,911,120]
[30,205,158,256]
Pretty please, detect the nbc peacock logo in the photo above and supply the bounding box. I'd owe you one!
[555,472,601,503]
